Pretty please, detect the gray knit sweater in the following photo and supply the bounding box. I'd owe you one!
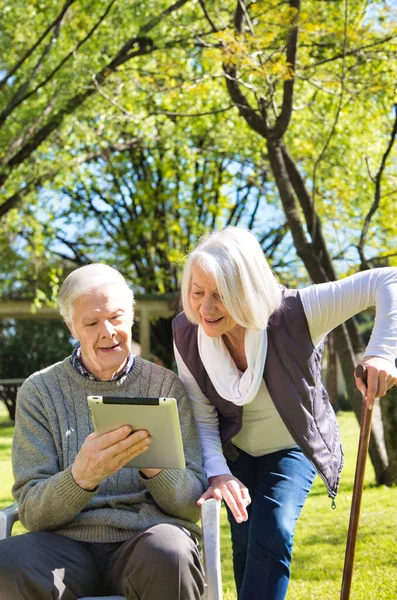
[12,357,207,541]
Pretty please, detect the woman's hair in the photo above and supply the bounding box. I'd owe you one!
[58,263,135,324]
[181,227,282,329]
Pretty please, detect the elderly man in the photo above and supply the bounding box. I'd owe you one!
[0,264,207,600]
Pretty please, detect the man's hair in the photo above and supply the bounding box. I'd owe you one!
[181,227,282,330]
[58,263,135,324]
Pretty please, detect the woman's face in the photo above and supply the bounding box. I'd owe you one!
[190,265,239,338]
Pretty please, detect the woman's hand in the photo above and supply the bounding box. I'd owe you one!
[355,356,397,405]
[197,474,251,523]
[72,426,151,490]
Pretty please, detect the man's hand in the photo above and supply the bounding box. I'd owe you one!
[197,474,251,523]
[355,356,397,406]
[72,426,151,490]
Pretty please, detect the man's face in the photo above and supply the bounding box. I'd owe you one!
[68,284,133,381]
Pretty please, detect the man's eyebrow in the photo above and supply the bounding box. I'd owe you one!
[82,317,97,323]
[81,309,125,323]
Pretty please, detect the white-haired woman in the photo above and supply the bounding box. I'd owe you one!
[172,227,397,600]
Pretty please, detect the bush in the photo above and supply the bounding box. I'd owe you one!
[0,319,74,420]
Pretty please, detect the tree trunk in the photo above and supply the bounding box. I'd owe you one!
[332,325,390,484]
[223,1,392,485]
[266,137,390,485]
[381,385,397,485]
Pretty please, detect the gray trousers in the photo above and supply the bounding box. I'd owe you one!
[0,523,205,600]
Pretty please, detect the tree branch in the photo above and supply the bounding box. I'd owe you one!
[224,68,268,135]
[270,0,300,139]
[224,0,300,141]
[301,33,397,71]
[0,0,77,90]
[52,233,91,265]
[0,0,118,129]
[310,0,348,218]
[0,0,191,191]
[267,137,329,282]
[198,0,218,32]
[280,140,336,280]
[0,139,142,220]
[357,103,397,269]
[151,105,235,118]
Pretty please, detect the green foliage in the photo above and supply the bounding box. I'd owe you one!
[0,318,74,419]
[0,319,73,380]
[0,0,396,296]
[44,131,269,292]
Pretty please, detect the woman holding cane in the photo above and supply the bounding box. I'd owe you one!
[172,226,397,600]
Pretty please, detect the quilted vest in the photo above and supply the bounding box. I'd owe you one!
[172,288,343,498]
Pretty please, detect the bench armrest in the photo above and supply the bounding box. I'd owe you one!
[201,498,222,600]
[0,503,19,540]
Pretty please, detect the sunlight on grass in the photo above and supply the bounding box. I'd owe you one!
[0,403,14,508]
[1,404,396,598]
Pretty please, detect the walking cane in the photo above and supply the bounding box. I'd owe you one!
[340,364,374,600]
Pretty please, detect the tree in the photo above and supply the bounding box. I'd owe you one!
[1,0,397,481]
[0,0,290,299]
[381,386,397,484]
[216,0,397,484]
[43,132,289,284]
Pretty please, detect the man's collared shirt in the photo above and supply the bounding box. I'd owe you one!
[70,345,134,381]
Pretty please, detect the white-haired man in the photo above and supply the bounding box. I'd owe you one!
[0,264,207,600]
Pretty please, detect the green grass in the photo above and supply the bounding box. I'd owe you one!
[222,412,397,599]
[1,405,396,599]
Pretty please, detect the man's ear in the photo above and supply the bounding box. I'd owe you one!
[66,321,76,339]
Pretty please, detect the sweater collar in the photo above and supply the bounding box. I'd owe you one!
[70,344,134,382]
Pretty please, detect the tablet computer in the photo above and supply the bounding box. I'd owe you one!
[87,396,186,469]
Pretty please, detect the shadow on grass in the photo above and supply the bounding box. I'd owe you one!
[292,554,343,582]
[299,531,348,547]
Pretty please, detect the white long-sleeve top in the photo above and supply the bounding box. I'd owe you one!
[174,268,397,478]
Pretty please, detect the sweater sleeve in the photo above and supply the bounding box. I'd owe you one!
[141,374,208,523]
[12,379,96,532]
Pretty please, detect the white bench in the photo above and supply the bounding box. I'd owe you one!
[0,498,222,600]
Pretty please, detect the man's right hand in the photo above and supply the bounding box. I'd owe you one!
[196,474,251,523]
[71,426,151,491]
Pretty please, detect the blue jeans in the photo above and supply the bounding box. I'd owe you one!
[226,446,316,600]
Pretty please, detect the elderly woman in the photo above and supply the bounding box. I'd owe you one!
[172,227,397,600]
[0,264,207,600]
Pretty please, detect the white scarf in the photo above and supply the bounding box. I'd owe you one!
[197,326,267,406]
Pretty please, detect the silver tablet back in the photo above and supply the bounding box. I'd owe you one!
[87,396,186,469]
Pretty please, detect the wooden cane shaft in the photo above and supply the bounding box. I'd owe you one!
[340,365,374,600]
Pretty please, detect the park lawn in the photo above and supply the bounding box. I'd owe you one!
[1,405,396,599]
